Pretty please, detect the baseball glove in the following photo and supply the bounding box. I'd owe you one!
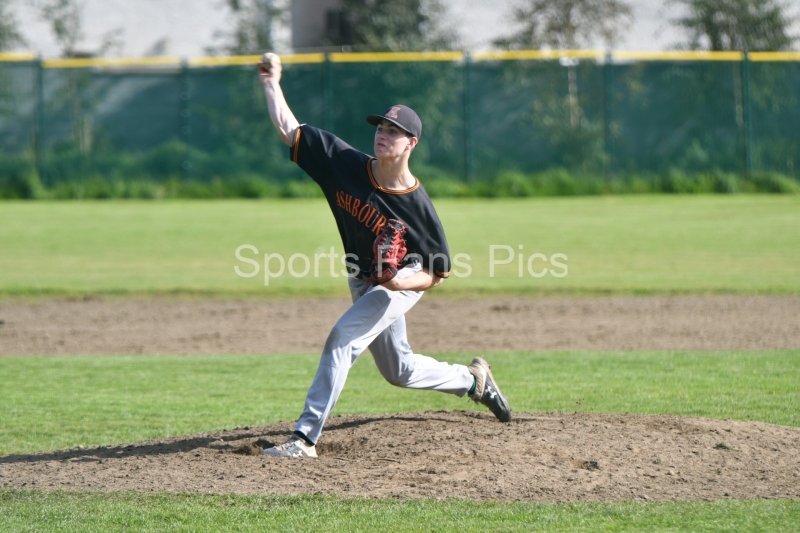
[370,219,408,286]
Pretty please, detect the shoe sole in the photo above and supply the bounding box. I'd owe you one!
[473,357,512,422]
[261,450,318,458]
[261,445,318,458]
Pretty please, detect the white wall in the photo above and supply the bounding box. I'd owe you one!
[6,0,797,58]
[8,0,293,58]
[10,0,230,58]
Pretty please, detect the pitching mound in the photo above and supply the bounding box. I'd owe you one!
[2,410,798,502]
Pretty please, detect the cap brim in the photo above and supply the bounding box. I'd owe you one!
[366,115,415,137]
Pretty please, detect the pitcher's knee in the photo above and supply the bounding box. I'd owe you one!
[321,327,346,361]
[380,366,414,388]
[322,324,342,352]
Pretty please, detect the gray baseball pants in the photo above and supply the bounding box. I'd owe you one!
[294,264,474,444]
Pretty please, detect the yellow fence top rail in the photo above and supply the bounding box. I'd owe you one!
[189,53,325,67]
[473,50,603,61]
[749,51,800,62]
[19,50,800,68]
[330,51,464,62]
[43,56,181,68]
[613,51,743,61]
[0,52,37,62]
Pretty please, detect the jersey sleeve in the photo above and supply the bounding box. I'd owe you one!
[411,197,451,279]
[425,222,451,279]
[288,124,364,192]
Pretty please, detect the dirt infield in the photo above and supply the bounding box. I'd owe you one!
[2,294,800,355]
[1,295,799,502]
[1,410,798,502]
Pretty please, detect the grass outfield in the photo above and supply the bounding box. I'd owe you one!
[1,350,799,531]
[1,195,799,295]
[1,350,797,456]
[1,491,798,532]
[3,195,798,530]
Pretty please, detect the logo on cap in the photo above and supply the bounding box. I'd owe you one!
[386,106,402,119]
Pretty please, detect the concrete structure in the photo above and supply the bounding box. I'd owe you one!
[291,0,339,50]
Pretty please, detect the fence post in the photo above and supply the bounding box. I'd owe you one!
[180,59,191,181]
[35,55,45,185]
[463,51,474,183]
[323,54,332,132]
[603,51,613,178]
[741,51,752,175]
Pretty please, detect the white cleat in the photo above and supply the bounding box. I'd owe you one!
[468,356,512,422]
[261,435,317,458]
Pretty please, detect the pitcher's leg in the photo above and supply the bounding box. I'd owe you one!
[369,316,473,396]
[294,286,420,444]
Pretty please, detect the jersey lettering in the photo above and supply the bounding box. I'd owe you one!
[291,125,451,275]
[336,189,386,235]
[372,214,387,234]
[358,203,374,223]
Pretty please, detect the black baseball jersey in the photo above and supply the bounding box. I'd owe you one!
[289,124,451,279]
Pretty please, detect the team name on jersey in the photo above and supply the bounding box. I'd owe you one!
[335,190,387,235]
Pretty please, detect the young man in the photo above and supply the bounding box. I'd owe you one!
[258,53,511,458]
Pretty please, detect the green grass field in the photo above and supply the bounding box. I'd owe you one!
[1,350,799,531]
[1,491,798,533]
[2,351,798,456]
[1,195,799,295]
[2,196,799,531]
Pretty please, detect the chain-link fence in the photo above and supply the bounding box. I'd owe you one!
[1,50,798,188]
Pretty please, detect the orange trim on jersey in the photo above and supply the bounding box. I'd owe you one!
[435,270,450,278]
[367,158,420,194]
[291,128,302,162]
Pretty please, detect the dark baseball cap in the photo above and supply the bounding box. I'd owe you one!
[367,105,422,139]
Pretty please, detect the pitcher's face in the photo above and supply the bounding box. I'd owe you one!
[374,119,417,158]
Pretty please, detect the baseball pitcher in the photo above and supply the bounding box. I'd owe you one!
[258,53,511,458]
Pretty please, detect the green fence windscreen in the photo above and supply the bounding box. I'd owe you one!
[469,58,606,177]
[187,62,323,182]
[749,61,800,175]
[607,60,743,174]
[0,52,798,186]
[39,66,183,182]
[0,60,38,177]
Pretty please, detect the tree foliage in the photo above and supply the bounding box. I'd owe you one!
[208,0,284,55]
[40,0,84,57]
[326,0,456,52]
[39,0,123,57]
[672,0,796,51]
[0,0,26,51]
[494,0,633,50]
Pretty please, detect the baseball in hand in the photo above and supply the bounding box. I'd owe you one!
[259,52,281,79]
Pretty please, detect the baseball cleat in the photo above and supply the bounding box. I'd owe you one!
[468,356,512,422]
[261,435,317,458]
